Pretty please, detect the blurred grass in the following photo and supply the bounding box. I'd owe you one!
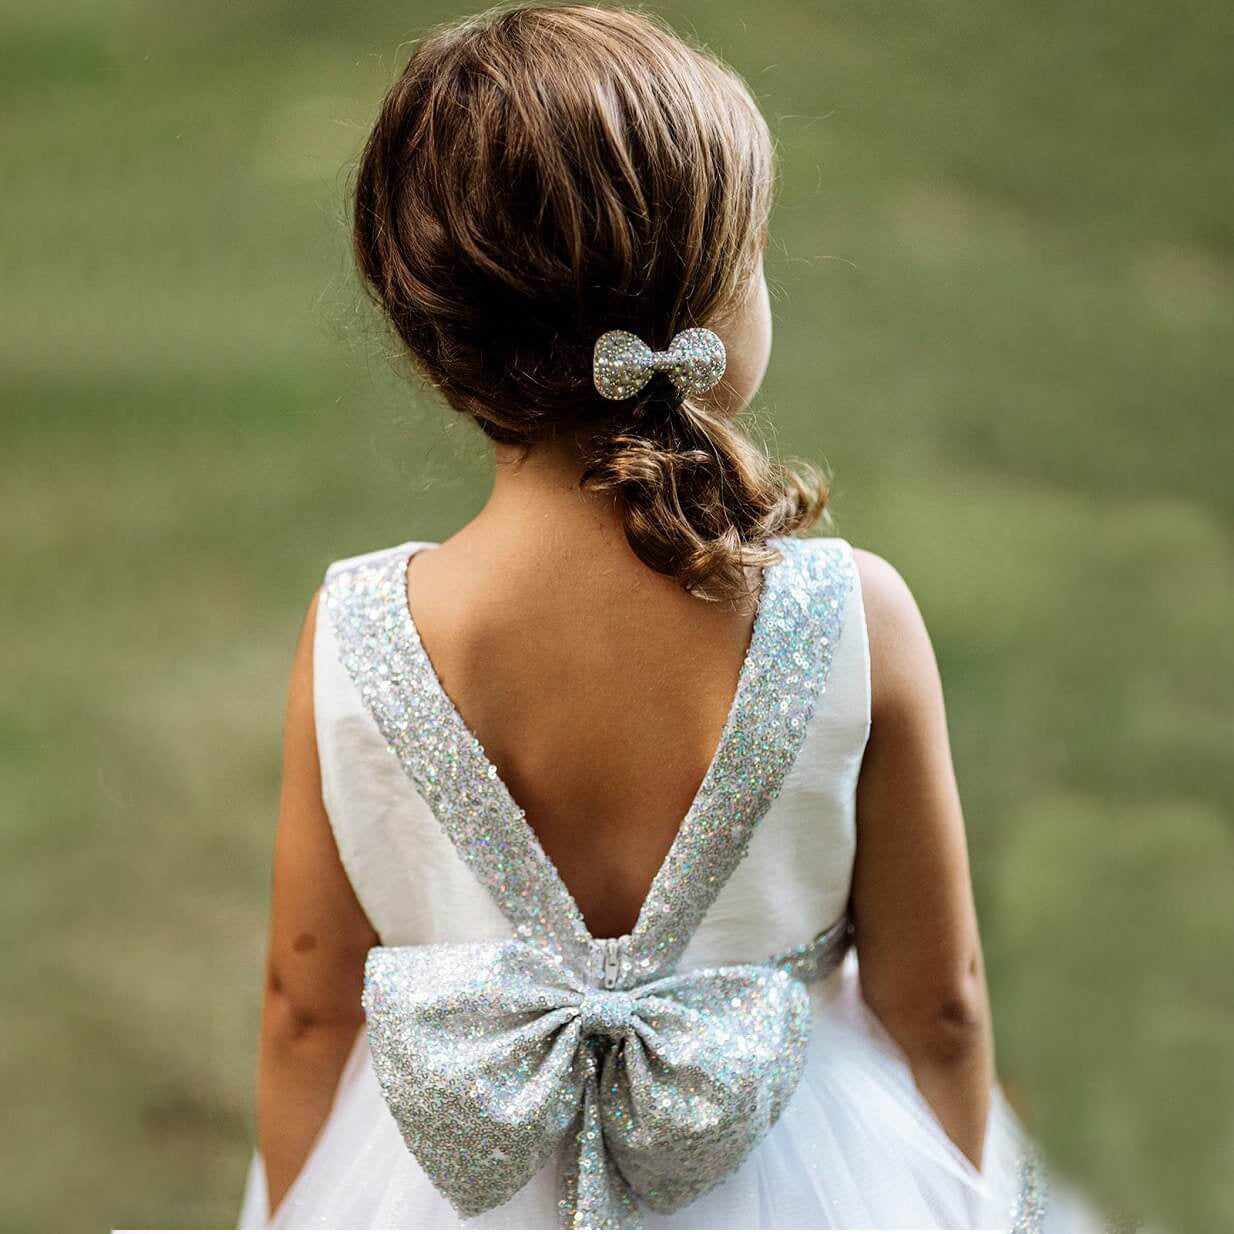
[2,1,1232,1229]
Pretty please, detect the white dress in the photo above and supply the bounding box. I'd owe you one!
[236,535,1072,1231]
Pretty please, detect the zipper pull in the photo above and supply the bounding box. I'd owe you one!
[602,937,622,989]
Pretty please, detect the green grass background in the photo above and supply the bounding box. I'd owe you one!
[2,1,1232,1230]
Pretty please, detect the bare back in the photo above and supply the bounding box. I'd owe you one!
[405,519,760,939]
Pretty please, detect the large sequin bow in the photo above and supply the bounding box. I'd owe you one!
[363,938,815,1229]
[592,327,726,401]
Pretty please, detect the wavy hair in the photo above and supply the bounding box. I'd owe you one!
[353,4,827,599]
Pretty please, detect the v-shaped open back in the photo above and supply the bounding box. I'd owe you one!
[394,544,772,948]
[316,535,868,989]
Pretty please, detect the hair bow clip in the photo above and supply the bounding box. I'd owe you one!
[592,327,726,401]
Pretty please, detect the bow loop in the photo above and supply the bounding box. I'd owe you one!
[363,935,833,1228]
[593,328,726,401]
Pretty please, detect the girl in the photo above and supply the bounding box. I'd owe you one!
[240,5,1069,1229]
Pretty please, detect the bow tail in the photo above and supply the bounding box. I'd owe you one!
[557,1050,642,1230]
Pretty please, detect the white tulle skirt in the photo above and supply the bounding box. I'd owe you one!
[238,956,1043,1230]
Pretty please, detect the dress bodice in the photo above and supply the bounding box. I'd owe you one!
[313,535,870,976]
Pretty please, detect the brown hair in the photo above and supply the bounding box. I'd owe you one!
[353,3,827,600]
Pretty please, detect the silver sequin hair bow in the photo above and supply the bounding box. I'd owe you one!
[592,327,726,401]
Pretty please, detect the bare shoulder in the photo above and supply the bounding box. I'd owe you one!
[850,547,941,719]
[293,585,323,659]
[851,547,923,641]
[285,586,324,718]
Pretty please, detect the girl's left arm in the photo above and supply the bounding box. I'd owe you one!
[849,549,995,1169]
[257,589,378,1217]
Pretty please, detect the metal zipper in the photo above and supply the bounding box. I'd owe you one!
[602,936,623,989]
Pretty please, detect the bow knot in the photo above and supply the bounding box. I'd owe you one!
[577,988,636,1041]
[592,328,727,401]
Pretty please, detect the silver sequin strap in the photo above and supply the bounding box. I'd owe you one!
[620,537,856,981]
[324,542,595,976]
[768,912,855,982]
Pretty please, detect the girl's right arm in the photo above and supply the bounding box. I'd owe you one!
[257,591,378,1216]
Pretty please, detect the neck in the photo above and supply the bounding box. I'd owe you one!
[469,435,626,550]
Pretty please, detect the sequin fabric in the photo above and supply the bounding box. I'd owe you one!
[326,536,857,1228]
[1009,1148,1050,1233]
[325,544,595,980]
[623,537,855,983]
[592,327,726,400]
[364,933,844,1229]
[1007,1147,1145,1234]
[768,914,854,983]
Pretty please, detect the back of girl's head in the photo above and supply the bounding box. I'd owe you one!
[354,3,827,600]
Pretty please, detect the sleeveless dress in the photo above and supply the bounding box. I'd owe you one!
[236,535,1068,1231]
